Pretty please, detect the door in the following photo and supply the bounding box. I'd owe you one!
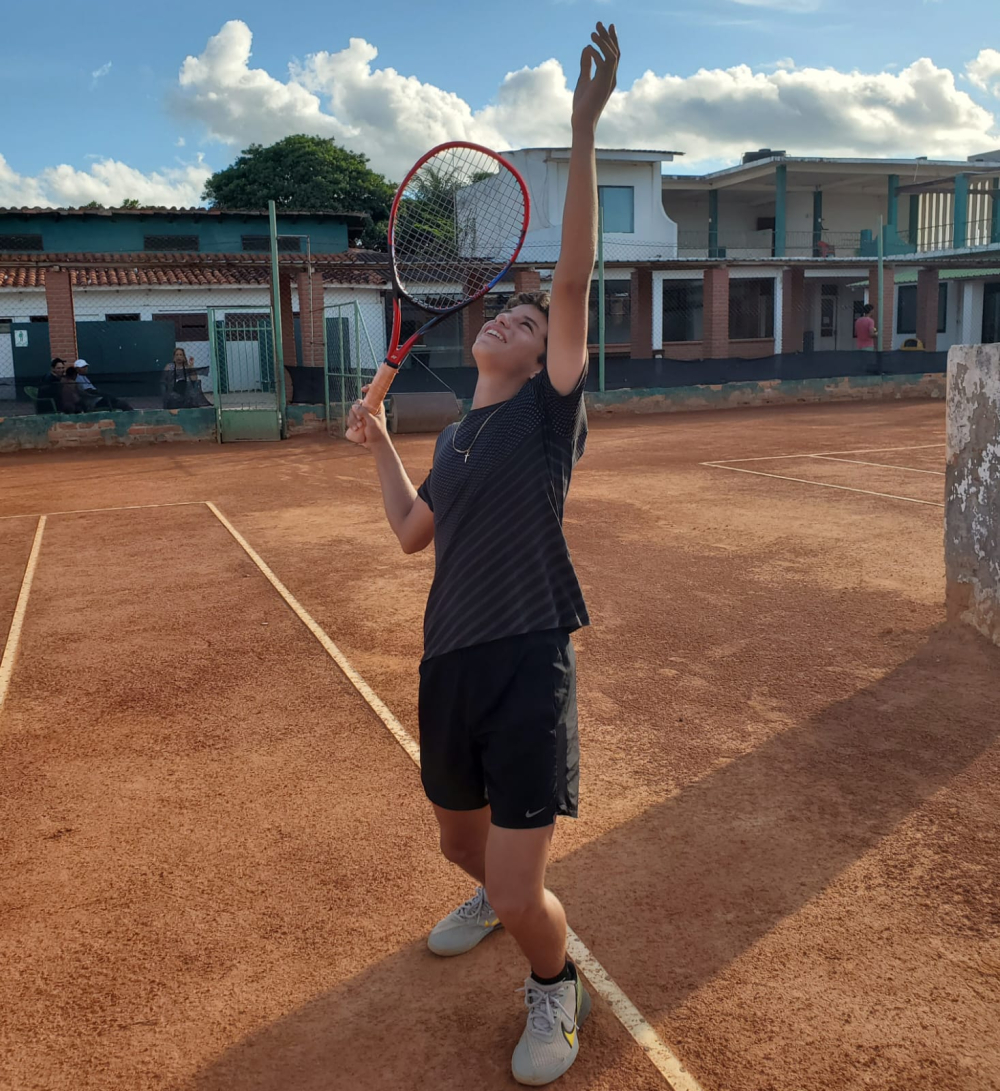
[208,309,282,441]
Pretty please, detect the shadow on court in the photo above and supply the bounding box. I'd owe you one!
[176,625,999,1091]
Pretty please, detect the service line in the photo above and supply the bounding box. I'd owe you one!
[0,516,46,712]
[711,442,946,465]
[206,500,703,1091]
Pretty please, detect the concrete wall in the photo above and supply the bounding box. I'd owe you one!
[0,408,217,452]
[946,343,1000,646]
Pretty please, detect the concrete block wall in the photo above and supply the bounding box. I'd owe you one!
[946,343,1000,646]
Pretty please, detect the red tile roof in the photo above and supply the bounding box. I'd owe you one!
[0,251,388,288]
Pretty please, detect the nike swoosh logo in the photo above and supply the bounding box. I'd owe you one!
[561,1021,576,1048]
[525,806,547,819]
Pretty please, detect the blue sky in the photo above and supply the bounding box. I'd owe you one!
[0,0,998,206]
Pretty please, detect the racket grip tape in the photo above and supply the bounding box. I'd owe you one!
[361,362,399,413]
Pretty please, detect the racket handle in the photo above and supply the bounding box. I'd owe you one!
[361,362,398,413]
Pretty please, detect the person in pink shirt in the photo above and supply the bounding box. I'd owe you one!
[855,304,877,350]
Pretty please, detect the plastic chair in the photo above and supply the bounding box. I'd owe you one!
[24,385,58,414]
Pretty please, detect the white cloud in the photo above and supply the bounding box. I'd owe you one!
[175,136,186,147]
[174,22,1000,178]
[967,48,1000,96]
[91,61,112,89]
[0,152,212,208]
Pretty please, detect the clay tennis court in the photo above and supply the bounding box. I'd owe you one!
[2,397,999,1091]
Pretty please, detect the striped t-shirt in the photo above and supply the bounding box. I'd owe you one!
[416,367,589,661]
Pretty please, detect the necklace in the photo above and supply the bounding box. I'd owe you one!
[451,403,506,463]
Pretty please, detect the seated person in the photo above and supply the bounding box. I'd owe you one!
[71,359,133,411]
[36,358,67,411]
[162,348,211,408]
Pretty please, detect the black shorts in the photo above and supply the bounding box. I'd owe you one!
[418,629,579,830]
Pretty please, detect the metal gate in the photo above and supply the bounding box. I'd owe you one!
[207,308,284,441]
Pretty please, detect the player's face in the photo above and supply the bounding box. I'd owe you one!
[472,304,548,375]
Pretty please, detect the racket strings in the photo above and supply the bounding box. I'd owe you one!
[392,145,526,311]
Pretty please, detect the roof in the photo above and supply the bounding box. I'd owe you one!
[848,267,1000,287]
[0,206,370,224]
[0,250,388,288]
[512,147,683,162]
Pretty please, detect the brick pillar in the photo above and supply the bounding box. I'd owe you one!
[462,296,485,365]
[278,273,297,368]
[702,267,730,358]
[916,267,939,353]
[782,268,805,353]
[629,269,652,358]
[44,268,78,361]
[868,264,896,351]
[296,270,326,368]
[514,267,541,295]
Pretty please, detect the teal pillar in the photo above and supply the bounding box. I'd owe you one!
[812,189,823,256]
[774,164,787,257]
[908,195,920,251]
[991,178,999,245]
[953,174,969,250]
[708,189,719,259]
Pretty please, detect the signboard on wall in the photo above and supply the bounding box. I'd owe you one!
[14,330,27,347]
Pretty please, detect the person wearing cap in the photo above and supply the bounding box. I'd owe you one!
[68,359,133,412]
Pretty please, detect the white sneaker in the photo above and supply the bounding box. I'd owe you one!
[427,886,502,956]
[511,969,592,1086]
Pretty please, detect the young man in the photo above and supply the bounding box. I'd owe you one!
[347,22,619,1086]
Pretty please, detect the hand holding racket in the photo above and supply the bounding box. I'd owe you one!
[346,141,530,442]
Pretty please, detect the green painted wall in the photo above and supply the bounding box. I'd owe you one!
[0,212,350,254]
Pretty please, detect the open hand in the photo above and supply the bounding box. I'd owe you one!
[572,22,619,134]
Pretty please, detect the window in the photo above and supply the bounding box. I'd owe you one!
[662,279,703,342]
[143,234,199,251]
[729,278,775,339]
[153,312,210,342]
[598,186,634,234]
[388,294,463,367]
[896,283,948,335]
[241,235,302,253]
[29,315,48,323]
[982,283,1000,344]
[587,280,631,344]
[105,313,141,322]
[0,234,43,251]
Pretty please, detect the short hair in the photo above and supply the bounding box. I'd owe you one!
[502,290,550,365]
[863,304,874,315]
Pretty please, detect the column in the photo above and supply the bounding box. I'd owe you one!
[278,273,297,369]
[916,267,940,352]
[782,268,805,353]
[629,269,652,358]
[774,164,787,258]
[462,296,485,365]
[886,174,899,232]
[953,174,969,250]
[708,189,719,259]
[908,195,921,252]
[991,178,999,245]
[812,190,823,256]
[702,267,730,358]
[44,267,78,362]
[295,269,326,368]
[868,264,896,351]
[514,268,542,295]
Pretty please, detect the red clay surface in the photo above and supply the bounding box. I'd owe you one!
[1,398,998,1091]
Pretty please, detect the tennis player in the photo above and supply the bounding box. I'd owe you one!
[347,22,619,1085]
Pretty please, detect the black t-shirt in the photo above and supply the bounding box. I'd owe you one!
[416,366,589,660]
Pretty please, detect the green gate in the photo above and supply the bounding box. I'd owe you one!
[207,308,283,442]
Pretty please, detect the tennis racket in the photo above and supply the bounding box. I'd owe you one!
[357,141,530,418]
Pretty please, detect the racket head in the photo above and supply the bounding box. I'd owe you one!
[388,142,530,316]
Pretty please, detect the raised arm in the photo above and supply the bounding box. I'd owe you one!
[546,23,620,395]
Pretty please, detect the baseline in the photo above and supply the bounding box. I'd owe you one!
[701,462,945,507]
[0,500,207,523]
[205,499,703,1091]
[0,516,47,712]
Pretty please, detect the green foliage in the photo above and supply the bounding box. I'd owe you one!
[120,198,141,209]
[203,135,397,250]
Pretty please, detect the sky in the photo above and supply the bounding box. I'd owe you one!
[0,0,998,208]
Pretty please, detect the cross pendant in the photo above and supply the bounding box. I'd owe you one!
[464,452,470,464]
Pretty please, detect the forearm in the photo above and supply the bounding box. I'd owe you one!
[555,125,598,287]
[370,440,419,541]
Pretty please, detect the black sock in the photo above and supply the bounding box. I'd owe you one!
[531,960,576,987]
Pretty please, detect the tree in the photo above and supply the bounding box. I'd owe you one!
[203,135,396,250]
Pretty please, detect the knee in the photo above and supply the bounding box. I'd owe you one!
[485,883,542,927]
[439,833,481,872]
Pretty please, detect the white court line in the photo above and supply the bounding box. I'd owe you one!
[809,455,945,477]
[713,442,945,465]
[702,462,945,507]
[0,516,46,712]
[206,500,703,1091]
[0,500,207,522]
